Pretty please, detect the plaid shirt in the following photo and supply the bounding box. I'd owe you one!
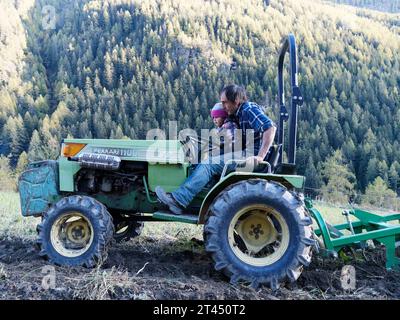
[235,101,275,155]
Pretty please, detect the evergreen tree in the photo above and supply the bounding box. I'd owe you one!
[388,162,400,193]
[362,177,398,210]
[104,52,114,89]
[28,130,45,161]
[304,155,322,195]
[15,151,28,176]
[0,156,15,191]
[321,150,356,204]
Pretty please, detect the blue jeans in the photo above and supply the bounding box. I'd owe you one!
[172,152,245,208]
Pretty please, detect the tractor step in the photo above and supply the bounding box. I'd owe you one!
[152,211,199,224]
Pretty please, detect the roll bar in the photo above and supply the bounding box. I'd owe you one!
[277,34,303,165]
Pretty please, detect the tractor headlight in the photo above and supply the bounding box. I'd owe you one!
[62,143,86,157]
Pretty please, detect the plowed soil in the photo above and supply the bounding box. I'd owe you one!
[0,234,399,300]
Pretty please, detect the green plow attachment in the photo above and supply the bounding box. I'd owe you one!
[305,198,400,270]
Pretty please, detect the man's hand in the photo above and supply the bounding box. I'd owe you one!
[257,126,277,160]
[244,155,264,171]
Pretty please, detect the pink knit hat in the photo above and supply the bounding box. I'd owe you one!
[210,103,228,118]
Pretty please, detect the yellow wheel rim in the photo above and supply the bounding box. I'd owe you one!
[50,212,94,258]
[228,205,290,267]
[66,219,91,244]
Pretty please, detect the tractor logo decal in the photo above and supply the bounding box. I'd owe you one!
[88,147,136,157]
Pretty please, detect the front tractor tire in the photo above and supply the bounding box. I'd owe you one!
[204,179,314,289]
[36,195,114,267]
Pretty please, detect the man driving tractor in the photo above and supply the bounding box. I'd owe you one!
[155,84,277,214]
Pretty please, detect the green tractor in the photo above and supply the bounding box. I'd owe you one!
[19,34,400,289]
[18,34,314,289]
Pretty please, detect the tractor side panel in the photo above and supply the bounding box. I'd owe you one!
[147,163,189,193]
[59,156,81,191]
[18,160,61,216]
[91,189,157,213]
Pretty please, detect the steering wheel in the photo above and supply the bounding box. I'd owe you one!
[179,134,222,163]
[179,135,199,163]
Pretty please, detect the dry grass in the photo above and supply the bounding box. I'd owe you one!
[2,190,389,244]
[313,201,399,226]
[1,191,395,242]
[0,192,38,239]
[71,265,132,300]
[141,221,203,249]
[0,191,204,241]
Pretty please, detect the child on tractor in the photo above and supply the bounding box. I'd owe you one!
[208,102,238,158]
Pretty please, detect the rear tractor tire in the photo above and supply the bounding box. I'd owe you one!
[36,195,114,267]
[204,179,314,289]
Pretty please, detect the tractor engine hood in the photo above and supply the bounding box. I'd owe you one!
[61,139,186,164]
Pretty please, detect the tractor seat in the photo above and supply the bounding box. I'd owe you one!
[255,144,282,174]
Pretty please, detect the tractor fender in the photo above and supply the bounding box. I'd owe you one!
[198,172,305,224]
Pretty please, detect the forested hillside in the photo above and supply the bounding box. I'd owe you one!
[0,0,399,199]
[327,0,400,13]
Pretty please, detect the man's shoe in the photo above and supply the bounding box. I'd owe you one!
[155,186,184,215]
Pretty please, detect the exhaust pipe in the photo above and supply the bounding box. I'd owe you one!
[68,153,121,171]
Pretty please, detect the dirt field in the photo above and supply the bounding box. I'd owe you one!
[0,192,399,300]
[1,231,400,300]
